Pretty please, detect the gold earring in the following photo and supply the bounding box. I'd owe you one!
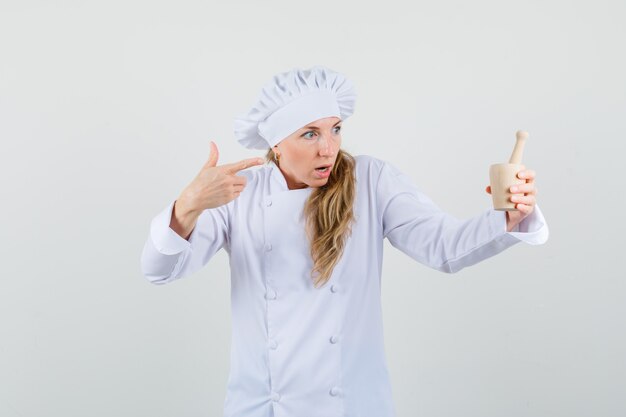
[275,152,280,162]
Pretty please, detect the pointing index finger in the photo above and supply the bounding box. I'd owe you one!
[224,157,265,174]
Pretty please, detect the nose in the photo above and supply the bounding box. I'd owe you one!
[318,135,334,157]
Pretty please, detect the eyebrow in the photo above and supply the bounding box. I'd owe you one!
[303,120,342,130]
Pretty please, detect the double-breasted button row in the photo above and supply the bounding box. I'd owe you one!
[270,386,341,400]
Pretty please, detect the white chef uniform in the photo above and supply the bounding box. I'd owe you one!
[140,154,549,417]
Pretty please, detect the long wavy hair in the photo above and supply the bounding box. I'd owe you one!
[265,148,356,288]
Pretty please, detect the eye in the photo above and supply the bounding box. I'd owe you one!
[301,131,317,139]
[333,125,342,134]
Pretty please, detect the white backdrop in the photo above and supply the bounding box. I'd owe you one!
[1,0,624,416]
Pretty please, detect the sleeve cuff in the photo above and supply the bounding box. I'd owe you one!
[149,200,192,255]
[488,203,549,246]
[507,203,549,245]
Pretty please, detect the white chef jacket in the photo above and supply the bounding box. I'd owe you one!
[140,155,549,417]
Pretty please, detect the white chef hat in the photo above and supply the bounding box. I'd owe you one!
[233,65,357,150]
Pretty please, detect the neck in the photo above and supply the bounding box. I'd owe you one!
[278,166,308,190]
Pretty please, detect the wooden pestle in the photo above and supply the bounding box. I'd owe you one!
[509,130,528,164]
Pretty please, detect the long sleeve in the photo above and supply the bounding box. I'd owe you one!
[140,199,230,284]
[376,161,549,274]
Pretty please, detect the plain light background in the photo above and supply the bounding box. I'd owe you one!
[1,0,624,416]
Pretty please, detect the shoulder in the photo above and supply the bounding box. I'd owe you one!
[352,154,423,202]
[354,154,383,166]
[353,154,402,182]
[354,154,383,173]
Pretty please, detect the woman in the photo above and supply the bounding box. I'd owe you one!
[140,66,549,417]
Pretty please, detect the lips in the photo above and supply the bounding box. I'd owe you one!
[315,164,333,171]
[314,163,333,179]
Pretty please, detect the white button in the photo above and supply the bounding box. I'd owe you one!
[265,243,272,252]
[265,289,277,300]
[330,335,339,344]
[270,391,280,401]
[268,339,278,349]
[329,386,342,396]
[266,200,273,207]
[330,284,339,293]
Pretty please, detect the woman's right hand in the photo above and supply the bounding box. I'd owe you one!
[179,141,264,212]
[170,142,264,239]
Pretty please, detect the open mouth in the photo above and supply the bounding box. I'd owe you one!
[315,164,332,173]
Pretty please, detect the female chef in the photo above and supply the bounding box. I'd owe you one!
[140,66,549,417]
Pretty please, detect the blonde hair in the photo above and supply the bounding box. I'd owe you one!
[265,148,356,288]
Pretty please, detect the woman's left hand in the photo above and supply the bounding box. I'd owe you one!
[485,168,538,232]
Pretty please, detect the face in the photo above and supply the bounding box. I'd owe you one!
[273,116,342,189]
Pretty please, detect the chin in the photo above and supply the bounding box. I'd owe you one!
[313,178,330,187]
